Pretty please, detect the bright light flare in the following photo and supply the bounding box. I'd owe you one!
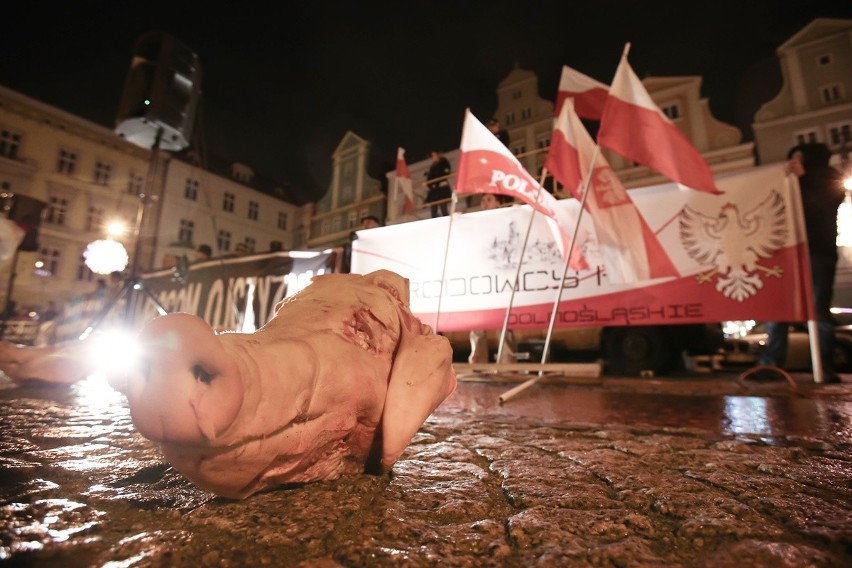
[84,239,129,274]
[73,329,142,406]
[84,329,142,378]
[843,176,852,192]
[105,220,128,237]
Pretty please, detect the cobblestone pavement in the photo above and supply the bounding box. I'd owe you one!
[0,370,850,567]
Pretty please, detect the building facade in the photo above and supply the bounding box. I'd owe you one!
[307,131,385,248]
[753,18,852,165]
[0,85,309,318]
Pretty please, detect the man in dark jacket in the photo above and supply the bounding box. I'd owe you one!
[425,151,452,217]
[760,143,845,383]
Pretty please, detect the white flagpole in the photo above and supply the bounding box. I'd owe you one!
[499,146,599,404]
[495,168,551,363]
[433,192,458,332]
[786,172,824,383]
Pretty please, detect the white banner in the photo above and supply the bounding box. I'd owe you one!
[352,164,812,332]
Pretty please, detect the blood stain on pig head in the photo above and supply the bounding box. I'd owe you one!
[344,307,393,355]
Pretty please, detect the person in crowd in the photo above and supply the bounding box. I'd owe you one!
[759,142,845,383]
[360,215,382,229]
[486,119,515,205]
[41,301,60,321]
[468,193,517,364]
[342,215,384,273]
[424,151,452,217]
[487,117,510,147]
[195,244,213,261]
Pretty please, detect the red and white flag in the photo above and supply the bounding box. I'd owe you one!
[546,99,678,283]
[395,147,415,215]
[598,54,721,195]
[554,65,609,121]
[456,109,587,270]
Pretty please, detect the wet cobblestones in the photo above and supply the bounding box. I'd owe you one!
[0,373,850,567]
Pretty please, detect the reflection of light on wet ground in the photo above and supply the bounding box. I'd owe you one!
[722,396,771,435]
[0,499,101,557]
[73,373,126,409]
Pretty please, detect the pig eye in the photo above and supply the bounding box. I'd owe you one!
[192,364,215,384]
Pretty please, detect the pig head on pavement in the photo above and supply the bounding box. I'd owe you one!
[113,269,457,499]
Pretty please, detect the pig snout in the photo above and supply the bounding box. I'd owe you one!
[125,313,244,444]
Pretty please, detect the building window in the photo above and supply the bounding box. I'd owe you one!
[178,219,195,244]
[184,178,199,201]
[821,83,843,103]
[347,210,357,228]
[521,107,532,120]
[512,89,522,100]
[505,111,515,125]
[94,160,113,186]
[277,211,288,230]
[245,237,256,253]
[662,103,681,120]
[537,137,550,149]
[817,54,832,66]
[86,206,104,232]
[223,192,235,212]
[828,122,852,147]
[46,196,69,226]
[127,171,144,196]
[331,216,341,232]
[321,219,330,235]
[794,129,819,146]
[0,128,22,159]
[38,246,61,277]
[248,201,259,221]
[57,149,77,175]
[217,229,231,252]
[77,253,95,282]
[513,145,526,156]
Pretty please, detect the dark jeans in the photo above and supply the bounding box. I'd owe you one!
[426,185,451,217]
[761,252,837,372]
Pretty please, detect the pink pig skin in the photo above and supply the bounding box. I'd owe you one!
[116,269,457,499]
[0,338,96,385]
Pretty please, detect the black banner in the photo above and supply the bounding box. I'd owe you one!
[140,250,340,330]
[45,250,340,343]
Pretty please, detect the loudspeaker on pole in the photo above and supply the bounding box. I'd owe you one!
[115,31,202,151]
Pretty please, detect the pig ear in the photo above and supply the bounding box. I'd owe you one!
[380,321,456,469]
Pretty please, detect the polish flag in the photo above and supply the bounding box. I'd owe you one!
[598,54,721,195]
[456,109,587,271]
[395,147,415,215]
[546,99,678,283]
[554,65,609,121]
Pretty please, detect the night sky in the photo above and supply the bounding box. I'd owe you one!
[3,1,851,202]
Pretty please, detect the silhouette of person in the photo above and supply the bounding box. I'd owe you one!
[760,142,845,383]
[425,151,452,217]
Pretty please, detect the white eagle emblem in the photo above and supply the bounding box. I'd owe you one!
[679,190,788,302]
